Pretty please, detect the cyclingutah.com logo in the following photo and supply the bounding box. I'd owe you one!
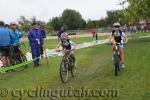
[1,86,119,99]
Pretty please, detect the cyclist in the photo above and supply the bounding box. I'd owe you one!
[0,21,15,67]
[108,22,128,68]
[10,22,23,54]
[55,32,76,67]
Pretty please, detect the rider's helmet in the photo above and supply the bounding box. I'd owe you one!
[113,22,121,27]
[61,32,68,40]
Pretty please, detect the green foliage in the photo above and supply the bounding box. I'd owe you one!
[61,9,83,30]
[50,17,61,31]
[120,0,150,23]
[86,20,96,28]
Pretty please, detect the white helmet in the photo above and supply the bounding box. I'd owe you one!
[113,22,121,27]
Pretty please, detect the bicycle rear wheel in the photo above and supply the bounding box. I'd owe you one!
[11,54,28,72]
[60,59,69,83]
[71,61,77,77]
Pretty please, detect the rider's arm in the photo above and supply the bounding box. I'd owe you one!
[71,44,76,50]
[108,33,112,41]
[56,44,60,49]
[108,33,116,44]
[122,32,128,43]
[55,42,61,49]
[70,41,76,50]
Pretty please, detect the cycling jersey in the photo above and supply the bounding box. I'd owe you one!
[111,30,126,43]
[59,39,75,50]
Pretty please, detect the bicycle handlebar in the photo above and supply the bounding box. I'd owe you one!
[105,42,125,45]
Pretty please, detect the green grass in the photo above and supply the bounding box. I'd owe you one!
[0,34,150,100]
[128,32,150,38]
[20,35,107,53]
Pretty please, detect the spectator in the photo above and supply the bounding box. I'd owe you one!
[28,22,44,67]
[91,28,98,43]
[141,24,144,33]
[0,21,15,68]
[5,24,10,29]
[38,24,46,57]
[10,22,23,54]
[58,27,65,40]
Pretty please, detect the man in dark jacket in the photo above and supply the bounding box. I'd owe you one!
[38,24,46,57]
[58,27,64,39]
[28,22,44,66]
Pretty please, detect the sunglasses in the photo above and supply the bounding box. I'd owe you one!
[114,26,120,28]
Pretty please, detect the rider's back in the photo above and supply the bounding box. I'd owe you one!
[0,27,14,46]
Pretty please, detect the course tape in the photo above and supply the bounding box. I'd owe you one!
[0,56,42,72]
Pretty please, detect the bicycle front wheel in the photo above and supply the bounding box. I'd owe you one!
[115,64,119,76]
[60,59,69,83]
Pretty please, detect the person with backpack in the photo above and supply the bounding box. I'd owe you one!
[108,23,128,68]
[0,21,15,68]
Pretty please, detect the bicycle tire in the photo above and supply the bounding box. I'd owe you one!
[11,54,28,72]
[71,62,77,77]
[60,59,69,83]
[114,53,120,76]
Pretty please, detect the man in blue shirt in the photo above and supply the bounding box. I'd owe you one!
[0,21,15,67]
[10,22,23,53]
[28,22,44,66]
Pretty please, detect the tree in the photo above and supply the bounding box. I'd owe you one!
[61,9,83,30]
[50,17,61,31]
[86,20,96,29]
[18,16,31,33]
[119,0,150,23]
[79,18,87,29]
[45,21,53,33]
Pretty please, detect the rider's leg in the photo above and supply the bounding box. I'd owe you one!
[112,45,116,60]
[119,48,125,64]
[70,51,75,62]
[6,57,10,66]
[1,56,7,67]
[1,47,10,67]
[112,45,116,53]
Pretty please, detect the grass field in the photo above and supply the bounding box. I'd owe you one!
[20,35,108,53]
[0,33,150,100]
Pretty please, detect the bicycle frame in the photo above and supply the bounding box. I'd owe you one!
[107,42,124,76]
[113,44,121,64]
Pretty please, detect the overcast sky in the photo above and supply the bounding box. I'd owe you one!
[0,0,122,23]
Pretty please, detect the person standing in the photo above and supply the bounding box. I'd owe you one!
[10,22,23,54]
[38,24,46,57]
[58,27,65,40]
[0,21,15,68]
[28,22,44,66]
[91,28,98,43]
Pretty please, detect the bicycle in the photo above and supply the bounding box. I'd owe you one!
[107,42,125,76]
[57,49,77,83]
[9,43,28,72]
